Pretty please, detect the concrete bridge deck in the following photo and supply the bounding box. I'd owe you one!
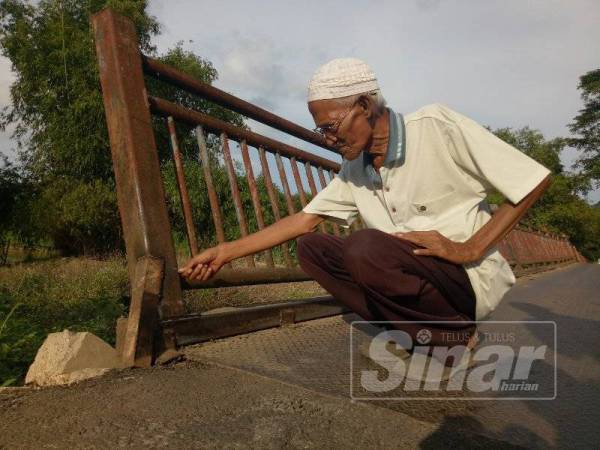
[1,262,598,449]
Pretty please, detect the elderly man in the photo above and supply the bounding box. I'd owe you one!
[179,58,551,360]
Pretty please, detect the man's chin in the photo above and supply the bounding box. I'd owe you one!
[341,148,362,161]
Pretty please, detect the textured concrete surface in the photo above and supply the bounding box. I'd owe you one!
[185,262,599,449]
[1,262,597,449]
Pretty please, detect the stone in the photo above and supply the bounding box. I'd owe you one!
[25,330,124,386]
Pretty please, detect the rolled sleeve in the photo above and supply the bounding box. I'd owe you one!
[302,163,358,228]
[444,106,551,205]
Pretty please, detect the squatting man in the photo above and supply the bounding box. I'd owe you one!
[179,58,551,372]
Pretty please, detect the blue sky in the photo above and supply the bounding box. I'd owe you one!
[1,0,598,202]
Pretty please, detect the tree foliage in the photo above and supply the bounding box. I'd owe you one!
[0,0,159,181]
[0,0,246,255]
[491,127,600,261]
[569,68,600,190]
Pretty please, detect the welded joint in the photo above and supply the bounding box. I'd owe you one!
[280,309,296,326]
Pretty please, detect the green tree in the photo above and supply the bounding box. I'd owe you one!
[0,1,245,255]
[0,158,21,232]
[0,0,159,182]
[569,68,600,190]
[491,126,600,260]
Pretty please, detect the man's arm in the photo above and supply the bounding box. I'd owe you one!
[463,173,552,260]
[179,212,325,281]
[396,174,552,264]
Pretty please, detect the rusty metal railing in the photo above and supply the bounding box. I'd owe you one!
[91,9,584,366]
[498,226,585,274]
[141,45,374,282]
[149,94,355,283]
[92,9,357,365]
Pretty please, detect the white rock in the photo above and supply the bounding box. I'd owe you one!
[25,330,124,386]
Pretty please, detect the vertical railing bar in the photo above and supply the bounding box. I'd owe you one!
[328,169,351,236]
[317,166,340,236]
[304,161,319,196]
[259,147,293,267]
[304,162,327,233]
[275,152,296,216]
[92,9,185,328]
[221,133,255,268]
[290,157,308,208]
[240,140,274,267]
[167,117,199,257]
[275,152,300,264]
[195,126,232,269]
[503,230,519,267]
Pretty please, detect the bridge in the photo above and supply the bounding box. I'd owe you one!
[0,9,597,449]
[1,262,598,448]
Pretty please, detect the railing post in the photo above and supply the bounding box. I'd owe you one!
[92,9,185,326]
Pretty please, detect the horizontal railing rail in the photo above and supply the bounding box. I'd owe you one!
[142,54,335,152]
[149,96,341,171]
[498,226,584,272]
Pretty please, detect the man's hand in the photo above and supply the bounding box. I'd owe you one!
[393,230,480,264]
[178,244,229,282]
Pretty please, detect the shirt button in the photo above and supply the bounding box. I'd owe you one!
[391,207,397,213]
[385,186,390,192]
[418,205,427,212]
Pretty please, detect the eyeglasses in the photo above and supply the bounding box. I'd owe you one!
[312,104,355,140]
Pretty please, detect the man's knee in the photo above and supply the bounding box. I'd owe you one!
[342,229,384,272]
[343,229,416,282]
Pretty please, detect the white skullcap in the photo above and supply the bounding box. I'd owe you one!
[307,58,379,102]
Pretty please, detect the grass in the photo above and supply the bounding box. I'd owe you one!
[0,257,129,386]
[0,255,326,386]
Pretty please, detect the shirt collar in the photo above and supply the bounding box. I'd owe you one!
[362,107,406,186]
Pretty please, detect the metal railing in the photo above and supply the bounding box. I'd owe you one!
[498,226,585,274]
[91,9,583,366]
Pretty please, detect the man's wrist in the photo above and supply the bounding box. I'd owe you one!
[218,241,235,263]
[460,240,484,263]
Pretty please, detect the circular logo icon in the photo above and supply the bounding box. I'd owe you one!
[416,328,432,345]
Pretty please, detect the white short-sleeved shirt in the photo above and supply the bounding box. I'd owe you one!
[302,103,551,320]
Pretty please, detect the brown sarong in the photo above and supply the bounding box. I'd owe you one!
[297,228,477,348]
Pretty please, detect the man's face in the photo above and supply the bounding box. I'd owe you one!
[308,97,374,161]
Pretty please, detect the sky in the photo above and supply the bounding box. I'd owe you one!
[1,0,598,202]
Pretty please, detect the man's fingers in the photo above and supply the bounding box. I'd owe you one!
[201,267,213,281]
[179,259,198,275]
[396,232,427,245]
[197,265,209,281]
[179,252,214,273]
[188,263,205,280]
[413,248,437,256]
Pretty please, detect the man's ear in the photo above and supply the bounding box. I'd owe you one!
[356,94,373,120]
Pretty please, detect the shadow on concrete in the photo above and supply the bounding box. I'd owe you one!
[419,415,535,449]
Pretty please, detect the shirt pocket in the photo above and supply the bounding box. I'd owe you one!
[409,187,457,217]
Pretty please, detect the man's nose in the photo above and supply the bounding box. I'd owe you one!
[326,133,341,146]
